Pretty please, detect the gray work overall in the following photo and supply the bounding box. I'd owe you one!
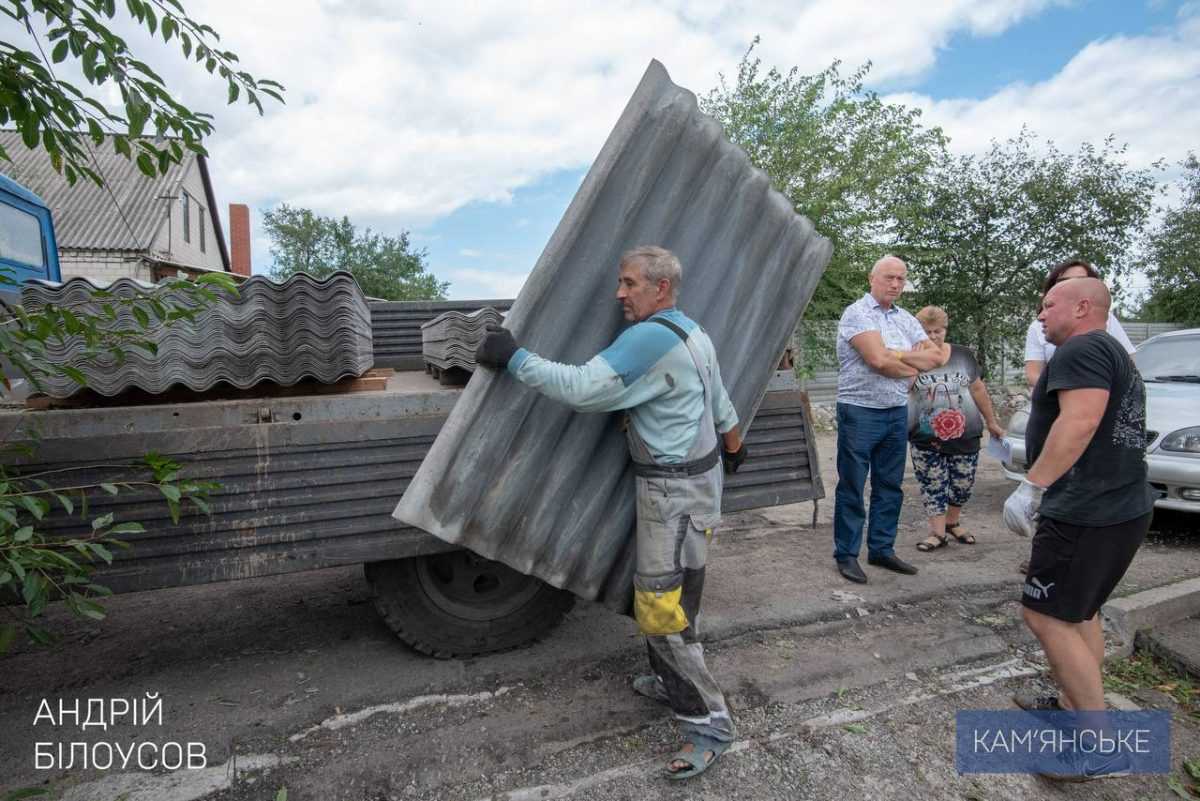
[627,322,734,743]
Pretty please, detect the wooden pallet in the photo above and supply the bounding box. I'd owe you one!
[25,368,396,411]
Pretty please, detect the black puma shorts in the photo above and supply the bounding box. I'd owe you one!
[1020,512,1151,623]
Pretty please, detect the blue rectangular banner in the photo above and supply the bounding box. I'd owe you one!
[956,710,1170,776]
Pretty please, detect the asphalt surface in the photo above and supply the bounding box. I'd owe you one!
[3,431,1199,800]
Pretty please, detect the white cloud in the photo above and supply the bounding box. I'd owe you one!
[727,0,1070,86]
[886,13,1200,171]
[86,0,1065,235]
[444,267,529,299]
[458,248,482,258]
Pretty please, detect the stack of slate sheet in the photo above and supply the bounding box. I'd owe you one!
[394,60,833,613]
[371,299,515,370]
[21,271,374,398]
[421,306,506,374]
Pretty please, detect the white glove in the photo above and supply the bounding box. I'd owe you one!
[1003,478,1045,538]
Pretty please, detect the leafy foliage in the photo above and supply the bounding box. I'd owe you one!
[0,0,284,184]
[702,43,949,321]
[793,319,836,380]
[1103,649,1199,721]
[0,269,237,652]
[1137,154,1200,325]
[263,204,450,301]
[2,787,51,800]
[895,130,1161,377]
[0,452,216,653]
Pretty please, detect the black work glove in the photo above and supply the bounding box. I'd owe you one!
[723,443,747,475]
[475,324,519,369]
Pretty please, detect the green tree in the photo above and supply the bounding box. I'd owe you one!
[702,43,949,321]
[0,270,235,653]
[258,205,332,276]
[1137,154,1200,325]
[1,0,284,184]
[263,204,450,301]
[0,0,270,656]
[896,130,1161,378]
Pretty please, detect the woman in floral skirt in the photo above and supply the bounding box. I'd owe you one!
[907,306,1006,552]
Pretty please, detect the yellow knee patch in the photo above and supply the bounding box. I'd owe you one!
[634,586,689,636]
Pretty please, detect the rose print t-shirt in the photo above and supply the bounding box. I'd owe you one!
[907,345,983,456]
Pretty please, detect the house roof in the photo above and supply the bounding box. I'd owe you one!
[0,130,230,271]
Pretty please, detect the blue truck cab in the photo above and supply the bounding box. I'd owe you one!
[0,173,61,299]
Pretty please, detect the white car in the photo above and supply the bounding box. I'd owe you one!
[1002,327,1200,514]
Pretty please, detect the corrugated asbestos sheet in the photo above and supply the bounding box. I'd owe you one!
[23,271,374,397]
[7,386,818,595]
[393,60,832,611]
[422,307,507,374]
[0,130,188,251]
[371,299,514,370]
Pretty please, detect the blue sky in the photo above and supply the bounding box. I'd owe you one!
[409,169,582,300]
[917,1,1184,99]
[394,1,1197,299]
[151,0,1197,300]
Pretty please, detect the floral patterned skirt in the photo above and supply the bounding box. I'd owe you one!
[909,447,979,517]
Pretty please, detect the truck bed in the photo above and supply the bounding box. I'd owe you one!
[4,372,822,596]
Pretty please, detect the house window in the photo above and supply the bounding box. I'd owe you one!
[182,192,191,243]
[199,205,206,253]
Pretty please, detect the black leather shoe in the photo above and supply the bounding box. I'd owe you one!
[868,554,919,575]
[836,558,868,584]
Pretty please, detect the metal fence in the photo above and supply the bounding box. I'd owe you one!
[793,319,1187,405]
[1120,321,1189,346]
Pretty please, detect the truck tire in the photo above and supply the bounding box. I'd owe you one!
[364,551,576,658]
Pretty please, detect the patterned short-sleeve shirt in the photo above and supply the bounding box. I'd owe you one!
[836,293,928,409]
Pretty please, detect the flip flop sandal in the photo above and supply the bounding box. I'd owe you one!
[632,674,669,705]
[946,523,976,544]
[665,733,731,780]
[916,534,949,552]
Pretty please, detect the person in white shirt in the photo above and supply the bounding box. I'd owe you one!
[832,255,949,584]
[1023,260,1134,387]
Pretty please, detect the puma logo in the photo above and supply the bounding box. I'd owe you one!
[1023,577,1055,600]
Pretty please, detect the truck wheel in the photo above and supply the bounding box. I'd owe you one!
[364,551,576,658]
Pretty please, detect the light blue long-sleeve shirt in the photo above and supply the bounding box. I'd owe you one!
[507,308,738,464]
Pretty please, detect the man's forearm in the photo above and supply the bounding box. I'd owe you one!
[899,345,949,371]
[1027,417,1099,487]
[876,358,919,378]
[722,427,742,452]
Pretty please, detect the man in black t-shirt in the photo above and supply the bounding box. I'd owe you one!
[1002,277,1153,780]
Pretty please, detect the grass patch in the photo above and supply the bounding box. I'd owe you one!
[1103,650,1199,719]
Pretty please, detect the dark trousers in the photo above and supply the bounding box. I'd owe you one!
[833,402,908,561]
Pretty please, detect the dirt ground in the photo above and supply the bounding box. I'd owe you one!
[2,431,1199,800]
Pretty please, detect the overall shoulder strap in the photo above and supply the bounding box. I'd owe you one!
[650,317,717,460]
[651,316,689,342]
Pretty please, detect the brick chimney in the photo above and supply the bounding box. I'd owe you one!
[229,203,251,277]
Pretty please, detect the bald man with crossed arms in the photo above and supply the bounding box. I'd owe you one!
[832,256,949,584]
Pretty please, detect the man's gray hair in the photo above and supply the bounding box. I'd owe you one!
[870,254,907,277]
[621,245,682,295]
